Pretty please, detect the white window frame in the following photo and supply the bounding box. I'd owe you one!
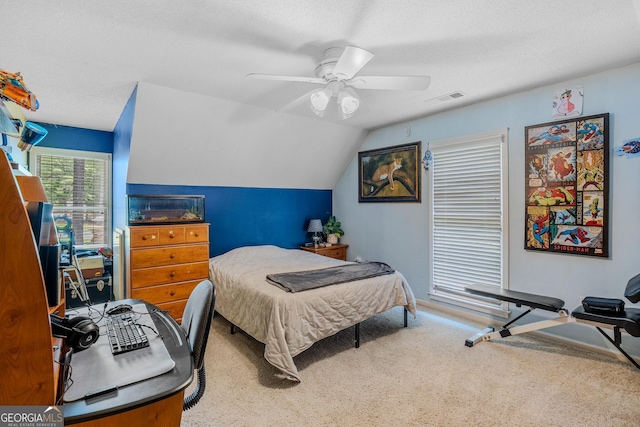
[427,128,509,317]
[30,147,112,249]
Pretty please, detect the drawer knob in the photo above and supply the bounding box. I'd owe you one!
[169,232,175,238]
[170,271,176,278]
[170,291,176,296]
[170,253,175,259]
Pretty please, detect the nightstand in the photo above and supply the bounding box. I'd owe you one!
[300,244,348,261]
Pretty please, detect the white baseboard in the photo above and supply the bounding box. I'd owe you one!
[416,297,493,325]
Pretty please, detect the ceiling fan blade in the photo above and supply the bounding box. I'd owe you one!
[275,88,318,113]
[332,46,374,80]
[246,73,326,85]
[347,75,431,91]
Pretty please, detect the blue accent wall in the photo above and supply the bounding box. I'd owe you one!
[126,183,332,256]
[113,86,137,230]
[31,89,334,259]
[35,123,113,153]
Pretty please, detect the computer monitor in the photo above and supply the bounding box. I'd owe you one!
[25,201,52,246]
[25,201,62,306]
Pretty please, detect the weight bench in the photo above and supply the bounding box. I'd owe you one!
[464,273,640,370]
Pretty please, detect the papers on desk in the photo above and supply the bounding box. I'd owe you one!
[63,304,176,402]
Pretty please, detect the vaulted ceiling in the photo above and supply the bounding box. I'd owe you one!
[3,1,640,132]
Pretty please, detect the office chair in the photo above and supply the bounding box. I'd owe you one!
[181,279,216,411]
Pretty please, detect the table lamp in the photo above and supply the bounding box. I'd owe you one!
[307,219,323,248]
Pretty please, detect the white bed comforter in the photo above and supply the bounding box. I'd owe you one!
[208,245,416,381]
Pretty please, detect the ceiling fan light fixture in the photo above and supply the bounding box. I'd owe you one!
[310,88,332,116]
[337,88,360,119]
[248,44,431,121]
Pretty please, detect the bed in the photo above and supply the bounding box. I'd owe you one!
[208,245,416,381]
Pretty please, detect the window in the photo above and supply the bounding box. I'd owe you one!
[428,129,509,316]
[31,147,111,249]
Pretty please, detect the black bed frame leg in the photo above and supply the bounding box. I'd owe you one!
[230,323,236,335]
[353,308,408,349]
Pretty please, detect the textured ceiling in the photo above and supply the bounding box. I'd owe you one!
[2,0,640,132]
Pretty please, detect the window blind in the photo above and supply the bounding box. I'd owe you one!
[32,148,111,247]
[429,130,508,315]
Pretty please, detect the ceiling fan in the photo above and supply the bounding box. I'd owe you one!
[246,46,431,119]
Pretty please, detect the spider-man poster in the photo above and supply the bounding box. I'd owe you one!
[525,113,609,257]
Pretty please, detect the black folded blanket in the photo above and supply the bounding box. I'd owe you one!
[266,261,395,293]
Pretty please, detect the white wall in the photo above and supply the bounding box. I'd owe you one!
[127,82,368,190]
[334,62,640,351]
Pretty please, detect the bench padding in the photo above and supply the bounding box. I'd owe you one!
[571,306,640,337]
[465,284,565,312]
[624,273,640,303]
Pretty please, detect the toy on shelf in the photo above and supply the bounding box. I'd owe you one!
[0,68,39,111]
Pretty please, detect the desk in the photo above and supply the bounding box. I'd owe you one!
[63,299,193,426]
[0,160,191,422]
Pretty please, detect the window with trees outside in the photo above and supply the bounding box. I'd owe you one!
[31,147,112,249]
[427,129,509,316]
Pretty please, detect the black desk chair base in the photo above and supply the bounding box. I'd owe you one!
[184,366,207,411]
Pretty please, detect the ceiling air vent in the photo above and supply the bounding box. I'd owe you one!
[437,91,466,102]
[424,91,467,103]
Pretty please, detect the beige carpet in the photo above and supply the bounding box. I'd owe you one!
[181,306,640,427]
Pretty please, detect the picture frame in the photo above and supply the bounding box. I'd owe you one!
[358,141,421,203]
[524,113,609,257]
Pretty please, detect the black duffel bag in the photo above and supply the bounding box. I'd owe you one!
[582,296,625,315]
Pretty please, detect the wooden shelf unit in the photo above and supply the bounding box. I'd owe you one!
[0,155,57,405]
[1,155,189,425]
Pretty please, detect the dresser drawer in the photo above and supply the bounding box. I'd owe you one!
[158,226,186,245]
[186,224,209,243]
[130,261,209,288]
[155,299,189,322]
[324,247,346,260]
[130,227,160,248]
[131,244,209,268]
[131,225,207,247]
[299,244,348,261]
[131,280,200,305]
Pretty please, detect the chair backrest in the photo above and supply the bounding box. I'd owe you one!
[180,280,216,370]
[625,273,640,304]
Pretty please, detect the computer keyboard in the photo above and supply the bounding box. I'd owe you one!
[105,312,150,355]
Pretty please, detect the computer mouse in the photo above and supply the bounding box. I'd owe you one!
[107,304,133,315]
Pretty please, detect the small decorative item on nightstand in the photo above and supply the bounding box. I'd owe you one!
[322,215,344,245]
[307,219,323,248]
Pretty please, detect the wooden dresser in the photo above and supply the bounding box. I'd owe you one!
[127,223,209,321]
[299,243,348,261]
